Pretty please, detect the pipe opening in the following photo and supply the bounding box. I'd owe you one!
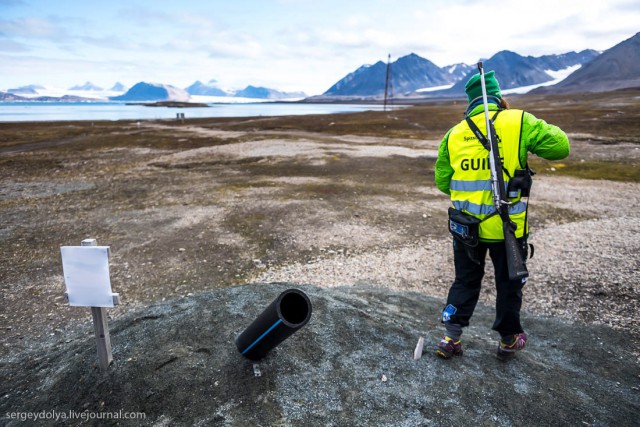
[280,292,310,325]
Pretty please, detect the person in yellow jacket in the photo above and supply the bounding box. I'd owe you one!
[434,70,570,360]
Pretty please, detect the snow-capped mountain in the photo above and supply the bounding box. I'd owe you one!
[185,80,229,97]
[110,82,190,102]
[233,85,306,100]
[69,82,104,91]
[109,82,128,92]
[536,32,640,93]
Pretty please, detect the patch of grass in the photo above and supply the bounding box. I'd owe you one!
[0,123,92,148]
[237,154,435,187]
[530,158,640,182]
[220,208,294,269]
[188,105,457,140]
[150,156,267,170]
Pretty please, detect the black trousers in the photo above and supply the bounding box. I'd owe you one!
[443,238,526,336]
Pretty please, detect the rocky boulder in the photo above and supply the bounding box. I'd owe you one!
[1,283,637,426]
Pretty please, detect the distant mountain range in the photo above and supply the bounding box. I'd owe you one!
[315,32,640,99]
[68,81,129,92]
[437,49,599,97]
[315,49,599,99]
[69,81,104,91]
[110,81,307,101]
[1,80,307,102]
[182,80,306,100]
[234,85,306,100]
[0,93,100,102]
[7,84,45,95]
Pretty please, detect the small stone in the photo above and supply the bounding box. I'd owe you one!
[381,374,388,382]
[178,248,186,252]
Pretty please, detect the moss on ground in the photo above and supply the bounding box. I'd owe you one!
[530,158,640,182]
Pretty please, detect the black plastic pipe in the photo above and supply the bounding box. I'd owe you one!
[236,288,312,360]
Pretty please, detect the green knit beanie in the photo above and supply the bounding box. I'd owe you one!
[465,70,501,103]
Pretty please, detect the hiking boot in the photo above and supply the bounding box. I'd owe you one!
[497,333,527,360]
[435,336,463,359]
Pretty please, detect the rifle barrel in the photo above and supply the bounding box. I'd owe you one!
[476,62,528,280]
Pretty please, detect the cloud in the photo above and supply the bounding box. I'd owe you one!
[0,39,28,52]
[114,7,261,59]
[1,0,637,96]
[0,16,69,39]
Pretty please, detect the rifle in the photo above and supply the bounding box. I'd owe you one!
[477,62,529,281]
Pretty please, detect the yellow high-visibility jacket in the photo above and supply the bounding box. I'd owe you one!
[435,103,570,241]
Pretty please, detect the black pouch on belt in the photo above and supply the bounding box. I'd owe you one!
[448,207,481,248]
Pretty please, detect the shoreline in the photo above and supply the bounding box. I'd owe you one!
[0,101,396,124]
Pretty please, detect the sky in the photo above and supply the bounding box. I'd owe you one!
[1,0,638,96]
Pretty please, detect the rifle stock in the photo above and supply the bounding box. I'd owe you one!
[503,221,528,280]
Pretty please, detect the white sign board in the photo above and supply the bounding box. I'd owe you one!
[60,246,115,307]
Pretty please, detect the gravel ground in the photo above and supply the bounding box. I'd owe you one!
[253,176,640,344]
[1,121,638,361]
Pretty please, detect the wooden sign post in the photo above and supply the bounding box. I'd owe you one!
[60,238,120,370]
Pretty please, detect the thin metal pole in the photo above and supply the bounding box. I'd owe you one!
[384,54,391,111]
[82,238,113,370]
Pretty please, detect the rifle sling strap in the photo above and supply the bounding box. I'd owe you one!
[465,110,502,151]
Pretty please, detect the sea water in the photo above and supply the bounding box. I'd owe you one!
[0,102,390,122]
